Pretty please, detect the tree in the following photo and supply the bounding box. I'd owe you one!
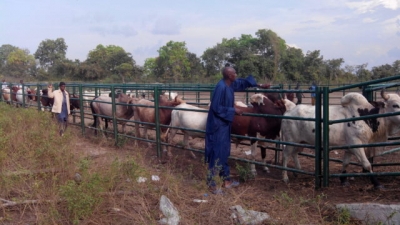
[6,48,36,78]
[324,58,344,82]
[354,63,372,81]
[303,50,324,82]
[85,44,140,82]
[143,58,158,82]
[116,63,133,83]
[50,59,80,81]
[255,29,287,81]
[0,44,18,74]
[393,60,400,75]
[280,47,304,82]
[34,38,67,70]
[157,41,190,83]
[371,64,393,79]
[201,45,228,77]
[185,52,205,82]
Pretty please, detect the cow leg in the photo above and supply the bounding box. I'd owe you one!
[259,145,270,173]
[282,145,292,183]
[183,133,196,159]
[98,117,106,138]
[143,127,151,148]
[292,147,302,178]
[250,140,258,176]
[340,151,353,186]
[165,127,177,157]
[363,157,384,190]
[160,131,170,157]
[134,121,141,146]
[121,123,126,134]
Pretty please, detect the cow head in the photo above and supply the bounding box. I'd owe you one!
[286,92,295,102]
[41,89,48,95]
[380,89,400,135]
[11,86,19,93]
[250,93,266,106]
[27,89,37,101]
[283,99,296,111]
[116,93,134,109]
[174,96,185,105]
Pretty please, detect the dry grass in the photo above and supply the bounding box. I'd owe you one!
[0,102,358,225]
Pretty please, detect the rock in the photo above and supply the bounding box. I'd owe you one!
[74,172,82,184]
[336,203,400,224]
[159,195,180,225]
[230,205,271,225]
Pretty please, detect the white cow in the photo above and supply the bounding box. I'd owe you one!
[281,91,400,188]
[163,100,209,158]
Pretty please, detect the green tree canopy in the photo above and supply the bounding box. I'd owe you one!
[34,38,67,70]
[157,41,191,83]
[85,44,139,82]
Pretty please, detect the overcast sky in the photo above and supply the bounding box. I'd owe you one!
[1,0,399,69]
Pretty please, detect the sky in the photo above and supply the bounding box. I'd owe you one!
[1,0,399,69]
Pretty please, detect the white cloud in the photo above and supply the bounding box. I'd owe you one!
[346,0,400,14]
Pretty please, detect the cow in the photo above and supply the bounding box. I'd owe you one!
[231,93,294,175]
[40,88,55,110]
[69,93,81,112]
[163,98,209,158]
[281,90,400,189]
[133,94,183,155]
[10,86,20,105]
[10,87,35,107]
[1,88,11,104]
[90,93,137,135]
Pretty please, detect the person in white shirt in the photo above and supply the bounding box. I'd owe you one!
[1,79,7,89]
[48,82,71,136]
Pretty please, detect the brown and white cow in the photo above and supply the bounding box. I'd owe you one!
[281,91,400,188]
[133,94,183,154]
[231,93,294,174]
[1,88,11,104]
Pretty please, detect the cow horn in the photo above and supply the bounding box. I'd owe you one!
[381,88,389,101]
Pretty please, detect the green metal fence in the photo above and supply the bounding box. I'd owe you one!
[2,77,400,189]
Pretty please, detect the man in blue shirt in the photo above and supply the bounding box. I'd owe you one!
[205,65,268,194]
[309,82,317,106]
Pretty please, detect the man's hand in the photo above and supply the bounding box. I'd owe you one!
[235,108,243,116]
[258,83,271,89]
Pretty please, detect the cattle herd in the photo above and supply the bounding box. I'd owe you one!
[2,84,400,189]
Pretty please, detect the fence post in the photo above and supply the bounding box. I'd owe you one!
[314,86,322,189]
[22,83,26,107]
[111,85,118,144]
[36,84,41,111]
[79,84,85,135]
[322,87,330,187]
[154,86,162,157]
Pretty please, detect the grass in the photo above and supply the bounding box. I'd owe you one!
[0,102,364,224]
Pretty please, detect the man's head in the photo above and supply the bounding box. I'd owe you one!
[222,66,237,82]
[59,82,66,91]
[20,79,23,84]
[2,79,5,82]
